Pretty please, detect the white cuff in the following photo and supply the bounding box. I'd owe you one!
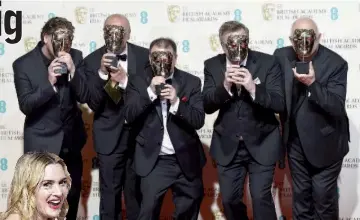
[98,69,108,81]
[147,86,157,102]
[69,71,74,82]
[169,97,180,115]
[250,93,255,100]
[116,77,128,90]
[53,86,57,93]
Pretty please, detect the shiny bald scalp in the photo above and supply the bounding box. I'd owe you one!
[290,16,319,36]
[104,14,131,34]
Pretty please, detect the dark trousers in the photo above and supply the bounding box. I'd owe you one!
[59,148,83,220]
[217,142,276,220]
[98,128,141,220]
[288,136,342,220]
[137,155,204,220]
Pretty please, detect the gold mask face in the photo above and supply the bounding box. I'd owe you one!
[150,51,173,78]
[225,34,249,63]
[51,28,73,57]
[291,29,316,60]
[103,25,125,54]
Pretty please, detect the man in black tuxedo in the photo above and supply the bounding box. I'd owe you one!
[124,37,206,220]
[202,21,285,220]
[13,17,88,220]
[274,17,349,219]
[83,14,148,220]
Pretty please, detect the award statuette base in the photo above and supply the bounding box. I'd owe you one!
[295,61,309,74]
[105,55,118,69]
[54,62,68,74]
[155,83,165,96]
[104,80,122,104]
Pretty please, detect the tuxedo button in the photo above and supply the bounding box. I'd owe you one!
[161,127,164,130]
[158,142,161,145]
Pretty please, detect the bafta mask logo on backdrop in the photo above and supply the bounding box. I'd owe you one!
[167,5,181,23]
[262,3,276,21]
[75,7,88,24]
[23,37,37,52]
[209,34,221,52]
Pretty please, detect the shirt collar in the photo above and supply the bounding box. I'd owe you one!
[38,42,52,67]
[120,43,128,55]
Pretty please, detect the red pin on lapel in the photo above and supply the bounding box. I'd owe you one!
[181,96,188,102]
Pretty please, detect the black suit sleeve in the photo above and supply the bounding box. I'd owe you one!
[13,61,56,115]
[84,59,108,112]
[124,75,152,124]
[69,52,90,104]
[307,61,348,117]
[172,78,205,129]
[202,62,232,114]
[252,58,285,113]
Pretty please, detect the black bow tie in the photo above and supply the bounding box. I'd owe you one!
[116,54,127,61]
[165,78,172,85]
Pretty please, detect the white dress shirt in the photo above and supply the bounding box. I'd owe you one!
[98,44,128,90]
[146,74,180,155]
[226,56,255,100]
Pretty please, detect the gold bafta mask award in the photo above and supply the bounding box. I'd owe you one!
[150,51,173,95]
[291,29,316,74]
[103,25,126,104]
[52,28,73,74]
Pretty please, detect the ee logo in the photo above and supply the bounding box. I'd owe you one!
[140,11,148,24]
[89,41,97,53]
[330,7,338,20]
[234,9,242,21]
[0,100,6,113]
[276,38,285,48]
[48,13,56,19]
[0,43,4,56]
[0,158,8,171]
[182,40,190,53]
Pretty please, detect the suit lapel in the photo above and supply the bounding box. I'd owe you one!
[312,45,328,83]
[285,49,297,117]
[245,50,258,80]
[172,68,183,96]
[144,67,163,123]
[127,43,137,76]
[33,43,64,103]
[290,45,328,115]
[33,44,51,83]
[167,69,183,118]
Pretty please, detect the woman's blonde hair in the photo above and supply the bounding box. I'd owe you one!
[0,151,71,220]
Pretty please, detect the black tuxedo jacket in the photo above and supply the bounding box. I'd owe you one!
[84,42,149,155]
[13,42,88,154]
[274,45,350,168]
[202,50,285,167]
[124,67,206,180]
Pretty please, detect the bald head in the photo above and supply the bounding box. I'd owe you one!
[104,14,131,34]
[291,17,319,36]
